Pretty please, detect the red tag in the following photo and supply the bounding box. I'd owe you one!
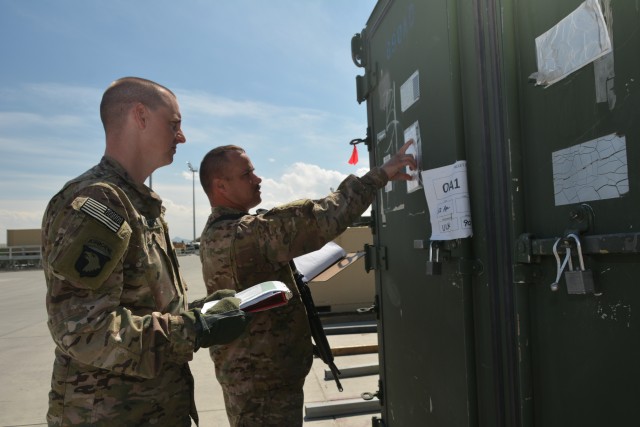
[348,145,358,165]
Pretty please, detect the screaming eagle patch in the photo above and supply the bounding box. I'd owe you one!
[75,239,112,277]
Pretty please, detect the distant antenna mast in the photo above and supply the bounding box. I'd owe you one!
[187,162,198,241]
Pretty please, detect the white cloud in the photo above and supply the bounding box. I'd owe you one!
[259,162,346,207]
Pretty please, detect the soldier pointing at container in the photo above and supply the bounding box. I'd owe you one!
[41,77,250,426]
[198,141,416,426]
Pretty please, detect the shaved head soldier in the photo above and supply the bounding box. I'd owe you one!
[42,77,250,426]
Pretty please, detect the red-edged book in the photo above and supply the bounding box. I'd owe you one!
[201,281,293,314]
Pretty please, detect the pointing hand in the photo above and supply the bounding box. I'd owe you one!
[380,139,418,181]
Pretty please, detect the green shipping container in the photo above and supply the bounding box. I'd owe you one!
[353,0,640,426]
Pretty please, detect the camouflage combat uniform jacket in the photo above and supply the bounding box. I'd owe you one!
[42,156,197,426]
[199,167,388,396]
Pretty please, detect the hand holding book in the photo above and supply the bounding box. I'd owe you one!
[201,281,293,314]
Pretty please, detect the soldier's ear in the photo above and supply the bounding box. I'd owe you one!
[213,177,226,193]
[133,102,147,129]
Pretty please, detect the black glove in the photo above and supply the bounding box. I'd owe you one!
[184,296,250,351]
[188,289,237,310]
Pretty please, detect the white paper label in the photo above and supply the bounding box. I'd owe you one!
[421,161,473,240]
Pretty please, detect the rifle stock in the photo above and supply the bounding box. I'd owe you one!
[290,261,343,392]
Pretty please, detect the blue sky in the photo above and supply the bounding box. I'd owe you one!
[0,0,376,243]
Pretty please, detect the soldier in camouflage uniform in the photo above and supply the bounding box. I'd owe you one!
[197,143,416,426]
[42,77,250,426]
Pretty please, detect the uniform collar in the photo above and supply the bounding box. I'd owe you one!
[211,206,248,218]
[100,156,164,218]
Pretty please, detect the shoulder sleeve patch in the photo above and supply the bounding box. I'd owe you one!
[48,196,131,290]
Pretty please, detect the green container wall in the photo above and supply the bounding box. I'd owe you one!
[355,0,640,426]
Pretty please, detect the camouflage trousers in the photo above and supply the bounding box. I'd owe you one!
[47,354,195,426]
[223,379,306,427]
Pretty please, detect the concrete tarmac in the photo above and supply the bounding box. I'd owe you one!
[0,255,380,426]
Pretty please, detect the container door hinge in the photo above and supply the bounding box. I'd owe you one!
[351,32,366,68]
[356,74,369,104]
[369,379,385,426]
[355,62,378,104]
[364,244,387,272]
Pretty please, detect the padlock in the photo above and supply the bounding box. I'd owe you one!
[563,233,595,295]
[426,241,442,276]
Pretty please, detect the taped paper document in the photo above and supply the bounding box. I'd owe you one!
[421,160,473,240]
[530,0,611,87]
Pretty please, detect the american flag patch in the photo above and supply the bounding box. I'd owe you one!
[80,198,125,233]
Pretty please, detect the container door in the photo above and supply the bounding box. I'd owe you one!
[510,0,640,425]
[356,1,477,425]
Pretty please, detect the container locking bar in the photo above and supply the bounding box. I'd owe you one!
[515,232,640,264]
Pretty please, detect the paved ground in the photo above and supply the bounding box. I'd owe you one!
[0,255,380,426]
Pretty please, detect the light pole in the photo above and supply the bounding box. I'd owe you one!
[187,161,198,242]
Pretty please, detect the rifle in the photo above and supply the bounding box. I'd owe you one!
[290,260,343,392]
